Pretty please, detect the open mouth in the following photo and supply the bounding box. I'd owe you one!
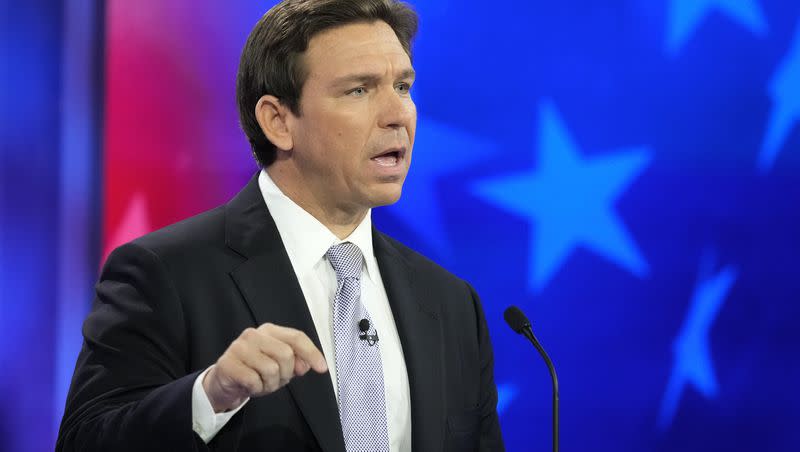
[370,148,405,167]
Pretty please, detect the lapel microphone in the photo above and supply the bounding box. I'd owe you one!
[504,305,559,452]
[358,318,379,346]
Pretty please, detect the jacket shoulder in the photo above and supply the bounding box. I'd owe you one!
[122,205,229,262]
[378,232,468,289]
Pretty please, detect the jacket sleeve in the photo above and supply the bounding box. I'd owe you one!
[56,242,240,452]
[468,283,505,451]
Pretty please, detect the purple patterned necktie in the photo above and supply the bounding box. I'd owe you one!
[327,242,391,452]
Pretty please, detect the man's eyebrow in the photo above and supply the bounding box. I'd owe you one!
[330,68,416,87]
[397,68,416,81]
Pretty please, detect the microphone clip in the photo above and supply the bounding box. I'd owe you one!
[358,330,379,346]
[358,318,379,346]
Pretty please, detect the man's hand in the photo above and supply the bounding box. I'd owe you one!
[202,323,328,413]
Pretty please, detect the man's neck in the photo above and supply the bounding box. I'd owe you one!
[266,166,367,240]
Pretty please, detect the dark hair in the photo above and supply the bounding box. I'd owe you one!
[236,0,419,167]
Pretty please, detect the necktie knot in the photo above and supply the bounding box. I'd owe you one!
[326,242,364,281]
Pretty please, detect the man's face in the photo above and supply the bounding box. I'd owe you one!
[286,20,416,214]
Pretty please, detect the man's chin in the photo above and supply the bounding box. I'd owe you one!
[368,185,404,208]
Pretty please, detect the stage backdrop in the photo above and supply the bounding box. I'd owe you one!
[103,0,800,450]
[8,0,797,450]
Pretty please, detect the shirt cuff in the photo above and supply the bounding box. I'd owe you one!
[191,365,249,443]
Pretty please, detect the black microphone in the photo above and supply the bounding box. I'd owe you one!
[357,318,379,346]
[504,306,559,452]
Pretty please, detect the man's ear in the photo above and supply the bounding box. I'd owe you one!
[255,95,294,151]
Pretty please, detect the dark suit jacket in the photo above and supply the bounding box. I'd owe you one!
[57,173,504,451]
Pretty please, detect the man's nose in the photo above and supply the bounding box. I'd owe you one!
[377,88,414,130]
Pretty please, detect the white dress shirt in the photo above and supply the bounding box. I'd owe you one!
[191,169,412,451]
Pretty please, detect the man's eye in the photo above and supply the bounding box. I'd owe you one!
[348,87,367,96]
[396,82,411,93]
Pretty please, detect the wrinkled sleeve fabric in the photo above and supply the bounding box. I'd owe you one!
[56,242,242,452]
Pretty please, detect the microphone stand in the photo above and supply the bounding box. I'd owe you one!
[520,325,559,452]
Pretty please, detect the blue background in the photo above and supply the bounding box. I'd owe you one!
[3,0,800,450]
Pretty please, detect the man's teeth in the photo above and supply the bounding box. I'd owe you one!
[372,154,398,166]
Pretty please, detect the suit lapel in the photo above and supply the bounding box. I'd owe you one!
[225,173,345,452]
[374,231,444,451]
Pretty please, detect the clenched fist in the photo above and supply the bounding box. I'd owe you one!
[202,323,328,413]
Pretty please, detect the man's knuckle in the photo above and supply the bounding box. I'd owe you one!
[245,374,262,394]
[265,360,280,376]
[277,345,294,362]
[227,341,243,356]
[267,375,282,392]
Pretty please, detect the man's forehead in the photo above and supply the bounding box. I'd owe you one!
[304,21,410,69]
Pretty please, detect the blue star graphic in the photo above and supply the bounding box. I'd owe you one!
[666,0,767,55]
[388,119,494,258]
[658,255,738,430]
[759,19,800,172]
[472,102,651,292]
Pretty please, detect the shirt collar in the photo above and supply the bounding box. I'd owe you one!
[257,169,379,281]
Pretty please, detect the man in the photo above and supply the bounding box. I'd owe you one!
[57,0,504,450]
